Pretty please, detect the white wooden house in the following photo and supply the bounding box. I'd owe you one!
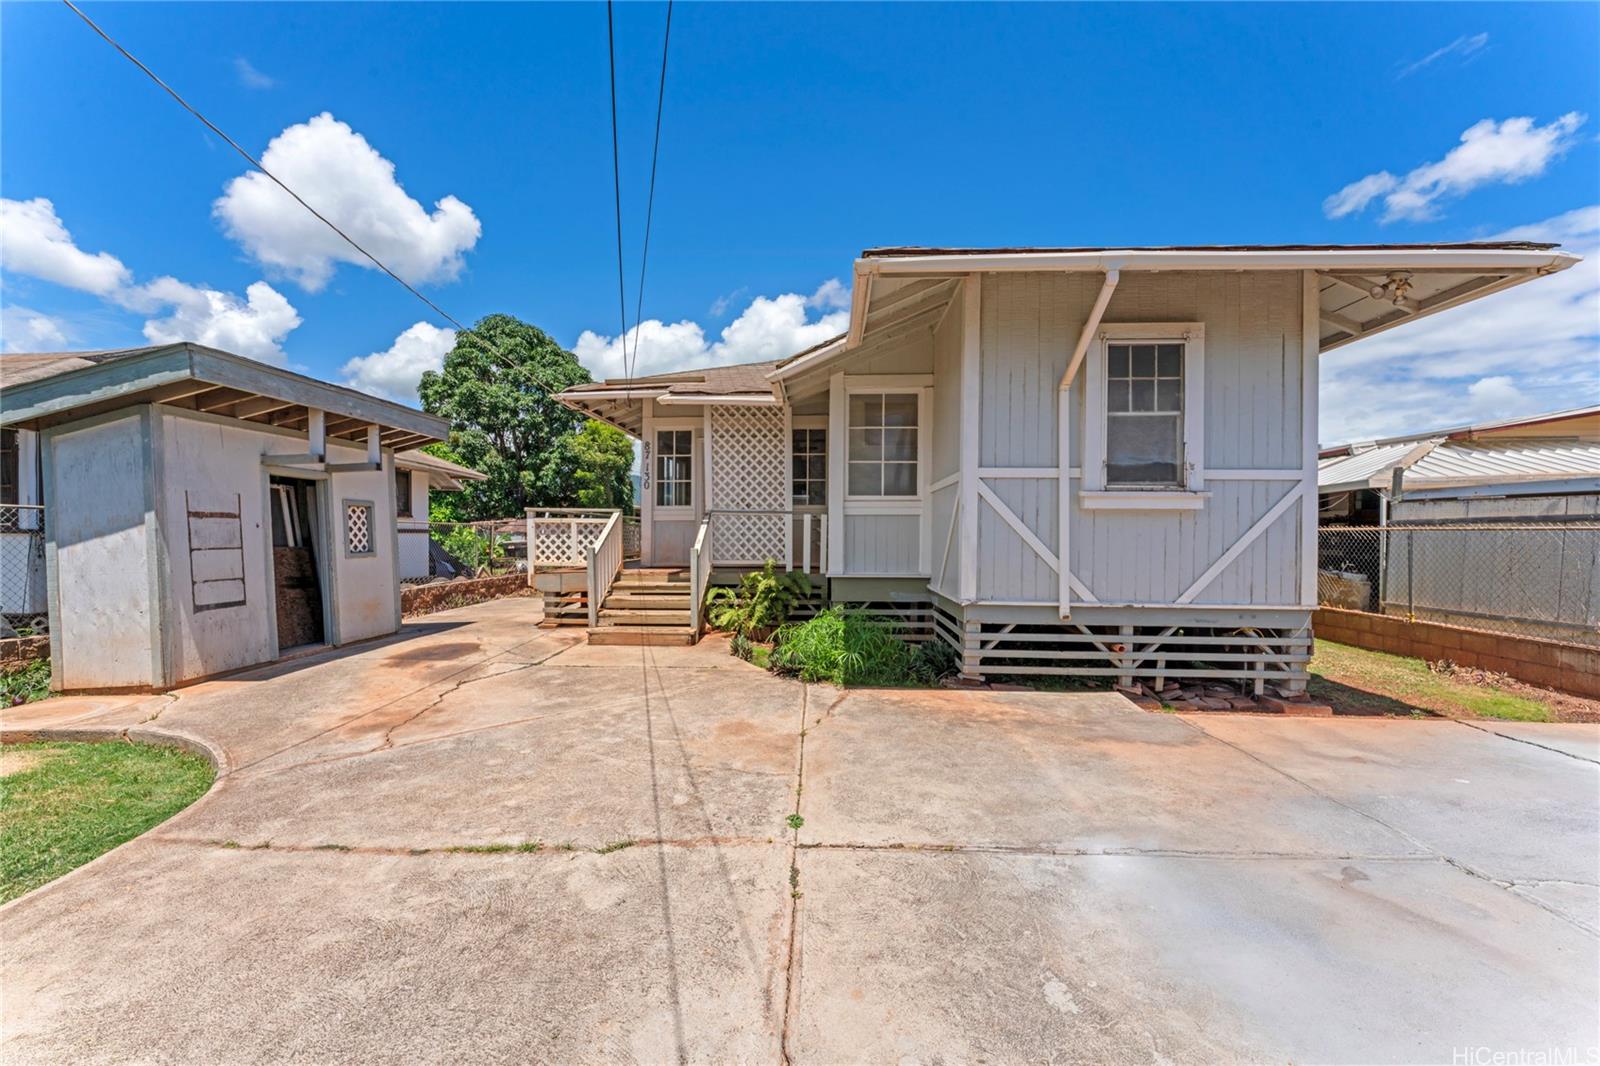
[0,343,449,692]
[393,449,488,581]
[560,241,1580,687]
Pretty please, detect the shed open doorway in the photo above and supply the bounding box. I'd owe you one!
[269,475,326,651]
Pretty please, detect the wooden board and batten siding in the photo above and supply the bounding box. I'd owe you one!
[969,270,1311,610]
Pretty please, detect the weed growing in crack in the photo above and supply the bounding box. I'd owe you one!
[596,839,635,854]
[789,864,802,899]
[220,840,240,849]
[786,813,805,831]
[314,844,351,852]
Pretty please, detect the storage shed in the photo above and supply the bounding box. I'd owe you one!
[0,343,450,692]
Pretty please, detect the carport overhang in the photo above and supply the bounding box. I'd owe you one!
[1,342,447,452]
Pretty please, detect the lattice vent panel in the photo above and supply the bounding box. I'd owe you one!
[709,405,788,564]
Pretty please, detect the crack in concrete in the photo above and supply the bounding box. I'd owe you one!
[780,682,811,1066]
[1453,719,1600,765]
[137,694,180,724]
[374,661,539,752]
[150,834,779,856]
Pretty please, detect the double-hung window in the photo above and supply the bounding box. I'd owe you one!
[792,428,826,505]
[1083,323,1205,505]
[847,393,918,497]
[1106,341,1184,486]
[655,429,693,508]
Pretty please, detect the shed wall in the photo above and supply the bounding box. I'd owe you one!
[46,412,153,689]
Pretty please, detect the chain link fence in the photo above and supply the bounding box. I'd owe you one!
[1318,524,1600,647]
[1,504,49,636]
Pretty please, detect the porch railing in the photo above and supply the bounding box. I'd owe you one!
[688,519,710,639]
[702,508,827,573]
[586,511,625,628]
[525,508,632,572]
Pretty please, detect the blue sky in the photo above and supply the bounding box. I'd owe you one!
[3,1,1597,443]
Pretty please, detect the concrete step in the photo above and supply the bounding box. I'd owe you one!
[587,625,696,646]
[598,608,692,625]
[612,579,690,591]
[602,594,691,610]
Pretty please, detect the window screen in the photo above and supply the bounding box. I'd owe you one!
[847,393,918,497]
[1105,342,1183,486]
[792,428,826,505]
[655,430,693,508]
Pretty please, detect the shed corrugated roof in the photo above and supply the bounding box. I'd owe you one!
[1318,443,1421,492]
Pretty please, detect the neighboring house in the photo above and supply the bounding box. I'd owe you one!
[392,449,488,581]
[1318,405,1600,525]
[0,343,449,693]
[560,241,1580,686]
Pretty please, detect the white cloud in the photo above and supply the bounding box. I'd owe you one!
[1323,113,1587,223]
[0,197,131,295]
[1320,205,1600,444]
[0,196,304,363]
[1396,32,1488,79]
[573,284,849,381]
[709,286,747,317]
[233,56,275,90]
[214,113,482,291]
[0,306,69,352]
[339,321,456,405]
[807,277,851,310]
[135,278,302,365]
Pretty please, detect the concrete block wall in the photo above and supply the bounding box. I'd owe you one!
[1313,607,1600,699]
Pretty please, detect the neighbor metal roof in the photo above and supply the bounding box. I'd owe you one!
[1319,438,1600,495]
[862,241,1561,258]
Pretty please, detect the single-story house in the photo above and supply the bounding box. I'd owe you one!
[559,241,1580,687]
[1318,405,1600,525]
[0,343,450,692]
[393,449,489,581]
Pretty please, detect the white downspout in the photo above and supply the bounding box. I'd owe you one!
[1056,268,1120,618]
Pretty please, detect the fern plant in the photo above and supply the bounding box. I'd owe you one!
[703,560,811,640]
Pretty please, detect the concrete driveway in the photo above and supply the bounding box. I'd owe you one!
[2,596,1596,1064]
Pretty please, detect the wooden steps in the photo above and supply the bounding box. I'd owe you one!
[586,568,697,646]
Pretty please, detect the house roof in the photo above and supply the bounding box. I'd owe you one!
[861,241,1562,258]
[394,448,488,491]
[558,359,782,433]
[0,342,448,451]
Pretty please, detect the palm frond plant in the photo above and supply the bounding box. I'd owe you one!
[703,560,811,641]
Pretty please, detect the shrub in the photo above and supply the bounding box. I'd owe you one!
[704,561,810,640]
[1,660,51,706]
[909,638,958,684]
[729,632,754,662]
[770,607,916,686]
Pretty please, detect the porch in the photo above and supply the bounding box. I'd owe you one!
[527,507,826,645]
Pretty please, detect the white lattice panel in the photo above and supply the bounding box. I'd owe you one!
[531,518,607,566]
[709,405,787,564]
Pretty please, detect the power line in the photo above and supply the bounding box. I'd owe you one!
[605,1,632,384]
[60,0,573,404]
[630,0,673,388]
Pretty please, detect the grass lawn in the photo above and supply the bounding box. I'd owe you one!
[0,741,214,903]
[1309,640,1555,722]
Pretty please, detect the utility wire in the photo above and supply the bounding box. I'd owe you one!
[60,0,571,403]
[605,1,632,384]
[628,0,673,389]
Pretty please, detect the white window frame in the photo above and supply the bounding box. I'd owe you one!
[843,386,925,504]
[1081,322,1207,509]
[791,416,828,508]
[653,425,697,515]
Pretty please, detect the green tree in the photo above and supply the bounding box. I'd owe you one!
[537,420,636,510]
[419,314,594,518]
